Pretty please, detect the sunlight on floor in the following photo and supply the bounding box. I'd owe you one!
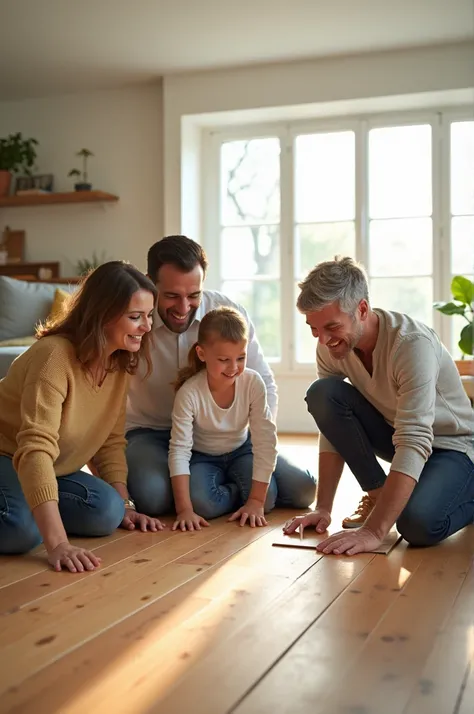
[63,557,277,714]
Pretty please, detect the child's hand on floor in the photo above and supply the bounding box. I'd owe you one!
[173,509,210,532]
[229,499,267,528]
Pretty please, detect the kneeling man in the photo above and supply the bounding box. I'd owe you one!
[284,256,474,555]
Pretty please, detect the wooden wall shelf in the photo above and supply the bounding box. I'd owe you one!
[0,190,119,208]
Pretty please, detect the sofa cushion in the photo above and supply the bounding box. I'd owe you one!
[0,277,75,341]
[0,336,36,347]
[0,346,27,378]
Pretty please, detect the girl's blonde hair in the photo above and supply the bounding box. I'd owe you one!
[174,306,248,391]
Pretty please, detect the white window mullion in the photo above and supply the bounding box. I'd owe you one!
[432,112,447,344]
[203,130,223,290]
[355,120,369,269]
[279,126,294,373]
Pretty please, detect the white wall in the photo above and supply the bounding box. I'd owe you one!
[161,40,474,433]
[163,41,474,232]
[0,84,163,276]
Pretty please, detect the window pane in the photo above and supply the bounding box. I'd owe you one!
[221,138,280,226]
[451,217,474,274]
[295,292,318,364]
[221,280,281,360]
[370,277,433,326]
[296,222,355,279]
[221,225,279,279]
[295,132,355,222]
[369,125,432,219]
[369,218,432,277]
[451,121,474,215]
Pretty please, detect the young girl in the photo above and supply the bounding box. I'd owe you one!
[169,306,278,531]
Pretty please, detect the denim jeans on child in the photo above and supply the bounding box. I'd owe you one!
[126,429,317,518]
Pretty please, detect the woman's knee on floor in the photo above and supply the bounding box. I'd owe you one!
[0,508,41,554]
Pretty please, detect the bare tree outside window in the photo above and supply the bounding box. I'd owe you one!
[220,138,281,359]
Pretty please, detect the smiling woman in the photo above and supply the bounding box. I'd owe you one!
[0,261,166,574]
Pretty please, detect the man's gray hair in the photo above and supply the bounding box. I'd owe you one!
[297,255,369,314]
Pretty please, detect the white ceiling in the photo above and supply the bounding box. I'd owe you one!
[0,0,472,101]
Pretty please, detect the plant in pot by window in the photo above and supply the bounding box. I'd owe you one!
[434,275,473,376]
[0,132,39,197]
[68,148,94,191]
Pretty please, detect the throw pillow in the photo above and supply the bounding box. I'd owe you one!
[49,288,70,321]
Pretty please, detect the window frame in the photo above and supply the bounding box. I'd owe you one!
[202,107,474,376]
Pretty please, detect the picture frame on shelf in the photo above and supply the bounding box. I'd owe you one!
[15,173,54,194]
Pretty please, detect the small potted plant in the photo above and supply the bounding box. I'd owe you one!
[0,132,39,197]
[75,250,108,276]
[434,275,473,376]
[68,148,94,191]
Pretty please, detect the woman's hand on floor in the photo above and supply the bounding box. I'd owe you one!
[172,509,210,532]
[47,542,101,573]
[229,499,267,527]
[121,510,166,532]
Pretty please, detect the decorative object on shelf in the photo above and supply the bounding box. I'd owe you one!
[434,275,473,376]
[15,173,54,195]
[75,250,108,276]
[1,226,25,263]
[0,261,59,281]
[68,148,94,191]
[0,133,39,197]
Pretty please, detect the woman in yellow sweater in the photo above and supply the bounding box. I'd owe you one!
[0,260,164,573]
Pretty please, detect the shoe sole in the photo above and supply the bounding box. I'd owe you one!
[342,520,367,529]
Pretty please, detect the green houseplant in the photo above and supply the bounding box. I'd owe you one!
[75,250,108,276]
[68,148,94,191]
[434,275,473,376]
[0,132,39,197]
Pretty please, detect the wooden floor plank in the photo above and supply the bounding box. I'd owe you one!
[0,515,287,695]
[312,532,474,714]
[147,554,374,714]
[0,528,134,590]
[231,542,423,714]
[457,661,474,714]
[0,530,177,614]
[1,515,313,713]
[402,558,474,714]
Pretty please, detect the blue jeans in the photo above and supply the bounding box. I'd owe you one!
[126,428,317,518]
[0,455,125,554]
[305,377,474,547]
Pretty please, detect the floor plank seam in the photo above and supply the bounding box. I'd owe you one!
[4,530,228,615]
[226,554,376,714]
[2,520,295,691]
[452,661,471,714]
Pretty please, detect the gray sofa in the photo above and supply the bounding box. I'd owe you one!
[0,276,76,378]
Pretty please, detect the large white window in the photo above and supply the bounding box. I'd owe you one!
[205,111,473,371]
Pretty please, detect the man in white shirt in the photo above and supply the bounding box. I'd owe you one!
[284,256,474,554]
[126,235,317,516]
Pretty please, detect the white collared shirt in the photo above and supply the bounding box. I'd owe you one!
[125,290,278,432]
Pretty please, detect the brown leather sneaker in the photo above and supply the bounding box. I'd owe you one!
[342,494,376,529]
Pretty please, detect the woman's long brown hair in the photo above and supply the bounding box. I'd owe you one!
[36,261,157,376]
[174,306,248,391]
